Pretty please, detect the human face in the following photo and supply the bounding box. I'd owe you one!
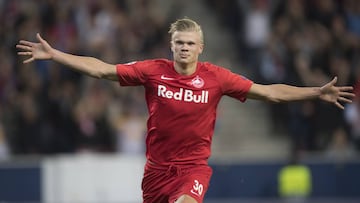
[171,31,203,66]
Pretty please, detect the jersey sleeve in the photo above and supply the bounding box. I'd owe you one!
[116,61,150,86]
[214,64,253,102]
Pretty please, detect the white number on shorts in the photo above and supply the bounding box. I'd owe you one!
[190,180,203,197]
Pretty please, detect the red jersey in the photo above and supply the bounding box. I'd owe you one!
[116,59,253,165]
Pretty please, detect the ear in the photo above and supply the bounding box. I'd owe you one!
[170,40,175,52]
[199,43,204,54]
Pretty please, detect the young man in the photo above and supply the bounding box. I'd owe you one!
[17,18,354,203]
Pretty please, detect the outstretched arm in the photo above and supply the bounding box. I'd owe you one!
[16,33,118,81]
[247,77,355,110]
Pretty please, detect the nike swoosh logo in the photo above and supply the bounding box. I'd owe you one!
[161,75,176,80]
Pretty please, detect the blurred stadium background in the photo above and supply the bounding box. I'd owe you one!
[0,0,360,202]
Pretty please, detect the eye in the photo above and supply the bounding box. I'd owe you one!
[175,40,184,45]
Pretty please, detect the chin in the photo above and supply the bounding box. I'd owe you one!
[175,58,188,63]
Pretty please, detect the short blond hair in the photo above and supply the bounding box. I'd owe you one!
[168,17,204,44]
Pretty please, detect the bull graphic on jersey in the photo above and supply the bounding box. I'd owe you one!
[187,75,205,88]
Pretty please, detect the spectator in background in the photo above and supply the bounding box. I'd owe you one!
[112,107,146,154]
[238,0,272,79]
[345,73,360,150]
[344,0,360,37]
[259,16,290,134]
[14,91,43,153]
[325,126,357,162]
[72,79,116,153]
[0,123,10,161]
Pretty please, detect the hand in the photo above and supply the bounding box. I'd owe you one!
[16,33,53,63]
[319,77,355,109]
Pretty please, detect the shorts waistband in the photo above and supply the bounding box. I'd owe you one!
[145,160,208,176]
[146,161,182,176]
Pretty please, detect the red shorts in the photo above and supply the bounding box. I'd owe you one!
[142,161,213,203]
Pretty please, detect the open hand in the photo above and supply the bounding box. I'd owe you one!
[16,33,53,63]
[319,77,355,109]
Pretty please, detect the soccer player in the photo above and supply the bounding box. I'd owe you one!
[16,18,355,203]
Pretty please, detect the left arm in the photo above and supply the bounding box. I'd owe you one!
[247,77,355,109]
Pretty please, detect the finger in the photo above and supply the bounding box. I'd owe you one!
[37,33,46,43]
[335,101,344,110]
[338,86,354,91]
[338,97,353,103]
[330,76,337,85]
[19,40,36,47]
[339,92,356,98]
[18,51,33,56]
[23,57,35,64]
[16,44,32,51]
[36,33,52,49]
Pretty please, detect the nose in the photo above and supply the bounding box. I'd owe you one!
[181,45,189,51]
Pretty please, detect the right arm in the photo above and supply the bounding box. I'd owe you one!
[16,33,118,81]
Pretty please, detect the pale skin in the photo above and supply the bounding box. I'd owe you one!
[17,32,355,203]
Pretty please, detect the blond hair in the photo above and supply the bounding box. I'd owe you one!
[168,17,204,44]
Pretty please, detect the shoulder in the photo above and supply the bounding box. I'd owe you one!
[142,58,173,66]
[121,58,172,66]
[200,61,253,87]
[201,61,221,69]
[119,58,172,72]
[200,61,232,75]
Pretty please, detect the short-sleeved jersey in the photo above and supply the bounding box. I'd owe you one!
[116,59,253,165]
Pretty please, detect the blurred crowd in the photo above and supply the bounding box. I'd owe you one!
[0,0,359,160]
[0,0,178,159]
[208,0,360,158]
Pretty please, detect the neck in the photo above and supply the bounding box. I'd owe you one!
[174,61,197,76]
